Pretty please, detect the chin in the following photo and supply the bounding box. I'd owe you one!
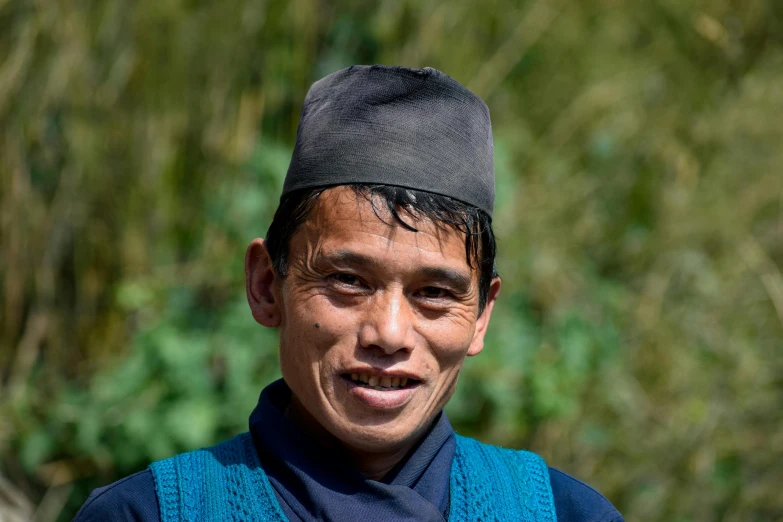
[330,405,437,451]
[335,423,417,453]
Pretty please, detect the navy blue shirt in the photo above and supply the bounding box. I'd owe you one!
[74,382,623,521]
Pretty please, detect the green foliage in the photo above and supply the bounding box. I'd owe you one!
[2,0,783,520]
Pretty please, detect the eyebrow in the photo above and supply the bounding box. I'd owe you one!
[317,250,473,292]
[417,266,473,293]
[316,250,383,270]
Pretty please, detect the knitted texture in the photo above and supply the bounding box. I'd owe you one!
[150,433,556,521]
[149,433,287,522]
[448,435,557,522]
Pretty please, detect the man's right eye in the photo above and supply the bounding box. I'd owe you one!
[331,273,361,286]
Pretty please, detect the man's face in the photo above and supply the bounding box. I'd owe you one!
[248,186,500,454]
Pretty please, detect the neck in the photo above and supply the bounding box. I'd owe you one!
[349,443,412,481]
[285,395,430,481]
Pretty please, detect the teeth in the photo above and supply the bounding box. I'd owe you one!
[347,373,414,389]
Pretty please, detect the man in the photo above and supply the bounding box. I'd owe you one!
[74,65,624,521]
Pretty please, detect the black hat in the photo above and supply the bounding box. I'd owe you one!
[282,65,495,217]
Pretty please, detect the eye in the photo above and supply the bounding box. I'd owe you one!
[330,273,364,287]
[327,273,371,296]
[416,286,451,300]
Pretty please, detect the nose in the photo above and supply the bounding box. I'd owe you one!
[358,287,415,355]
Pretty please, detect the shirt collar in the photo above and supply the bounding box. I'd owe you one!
[249,379,455,521]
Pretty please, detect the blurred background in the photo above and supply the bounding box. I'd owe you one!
[1,0,782,520]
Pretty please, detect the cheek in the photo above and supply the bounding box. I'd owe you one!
[280,291,356,366]
[426,316,478,367]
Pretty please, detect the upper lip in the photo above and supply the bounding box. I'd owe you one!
[342,367,422,382]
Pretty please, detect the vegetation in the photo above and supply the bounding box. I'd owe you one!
[1,0,782,520]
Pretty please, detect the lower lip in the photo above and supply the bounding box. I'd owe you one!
[342,377,419,409]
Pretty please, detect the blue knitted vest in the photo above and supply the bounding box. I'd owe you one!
[149,432,557,521]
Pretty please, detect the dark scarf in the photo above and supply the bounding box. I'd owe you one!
[249,379,455,522]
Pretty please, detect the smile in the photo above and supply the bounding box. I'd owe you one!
[344,373,417,391]
[341,372,420,409]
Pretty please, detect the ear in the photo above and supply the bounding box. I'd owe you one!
[245,238,282,327]
[466,277,501,357]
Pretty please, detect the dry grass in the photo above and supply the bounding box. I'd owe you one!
[1,0,782,520]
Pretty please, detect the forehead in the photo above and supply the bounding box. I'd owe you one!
[291,186,472,271]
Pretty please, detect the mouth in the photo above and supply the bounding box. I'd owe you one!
[341,372,420,391]
[340,372,421,409]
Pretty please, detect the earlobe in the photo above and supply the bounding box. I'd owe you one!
[466,340,484,357]
[245,238,281,327]
[467,277,501,357]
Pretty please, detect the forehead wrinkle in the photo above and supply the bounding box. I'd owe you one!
[305,185,471,266]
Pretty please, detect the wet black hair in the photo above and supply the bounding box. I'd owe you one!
[264,184,498,314]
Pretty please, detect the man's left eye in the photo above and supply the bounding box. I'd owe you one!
[417,286,450,299]
[331,273,362,286]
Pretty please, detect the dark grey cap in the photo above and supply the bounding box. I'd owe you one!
[282,65,495,217]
